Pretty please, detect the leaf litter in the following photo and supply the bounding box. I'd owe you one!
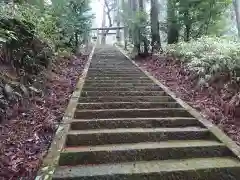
[0,53,89,179]
[136,54,240,146]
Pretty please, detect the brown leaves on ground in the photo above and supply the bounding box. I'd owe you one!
[0,54,88,179]
[136,55,240,146]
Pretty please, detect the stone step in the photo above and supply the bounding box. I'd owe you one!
[88,69,140,72]
[65,127,211,146]
[74,108,191,119]
[88,68,140,70]
[88,69,143,75]
[90,61,132,63]
[59,140,230,165]
[88,70,140,74]
[78,96,174,103]
[69,118,201,130]
[88,73,142,78]
[86,77,150,80]
[86,74,147,78]
[84,80,153,84]
[89,69,137,71]
[77,102,181,109]
[53,157,240,180]
[85,78,151,82]
[89,64,135,66]
[82,86,162,91]
[81,91,166,97]
[89,68,136,70]
[83,83,155,87]
[90,61,131,62]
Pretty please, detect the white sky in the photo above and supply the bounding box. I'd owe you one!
[90,0,104,28]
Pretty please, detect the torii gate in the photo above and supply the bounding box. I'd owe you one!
[90,26,126,44]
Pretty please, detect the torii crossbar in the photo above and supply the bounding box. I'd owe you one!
[90,26,125,31]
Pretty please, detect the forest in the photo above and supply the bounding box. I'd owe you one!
[1,0,240,179]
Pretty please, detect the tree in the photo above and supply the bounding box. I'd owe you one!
[51,0,93,50]
[116,0,121,42]
[167,0,230,43]
[167,0,179,44]
[101,0,117,44]
[121,0,128,49]
[138,0,149,55]
[130,0,139,54]
[233,0,240,37]
[150,0,163,52]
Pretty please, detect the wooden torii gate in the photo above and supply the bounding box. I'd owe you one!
[90,26,125,44]
[90,26,125,31]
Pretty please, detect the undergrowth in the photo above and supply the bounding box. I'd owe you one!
[165,36,240,82]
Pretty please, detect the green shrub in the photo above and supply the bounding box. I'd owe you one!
[165,36,240,80]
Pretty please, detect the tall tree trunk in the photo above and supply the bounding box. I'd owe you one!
[167,0,179,44]
[74,31,78,51]
[151,0,162,53]
[116,0,121,42]
[233,0,240,37]
[128,0,132,43]
[139,0,148,55]
[124,26,128,49]
[101,2,106,44]
[131,0,140,54]
[122,0,128,49]
[183,10,191,41]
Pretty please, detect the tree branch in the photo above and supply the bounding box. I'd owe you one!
[103,0,114,35]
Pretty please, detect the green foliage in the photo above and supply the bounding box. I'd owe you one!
[0,0,93,76]
[166,0,231,43]
[51,0,93,49]
[120,1,150,53]
[0,28,17,43]
[0,0,93,50]
[166,36,240,80]
[0,2,58,48]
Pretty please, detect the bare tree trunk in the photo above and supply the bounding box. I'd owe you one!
[101,2,106,44]
[183,10,191,42]
[131,0,140,54]
[128,0,133,43]
[167,0,179,44]
[116,0,121,42]
[124,26,128,49]
[151,0,162,53]
[233,0,240,37]
[139,0,148,55]
[122,0,128,49]
[74,31,78,51]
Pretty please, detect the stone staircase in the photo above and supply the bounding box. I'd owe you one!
[49,46,240,180]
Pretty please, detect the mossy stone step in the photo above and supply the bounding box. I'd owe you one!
[78,96,174,103]
[82,86,162,91]
[81,91,166,97]
[88,69,140,71]
[83,83,155,87]
[53,157,240,180]
[65,127,211,146]
[84,80,153,84]
[86,77,150,80]
[59,140,230,165]
[86,74,148,78]
[69,117,201,130]
[77,102,180,109]
[74,108,192,119]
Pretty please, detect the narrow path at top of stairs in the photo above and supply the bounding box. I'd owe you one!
[40,45,240,180]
